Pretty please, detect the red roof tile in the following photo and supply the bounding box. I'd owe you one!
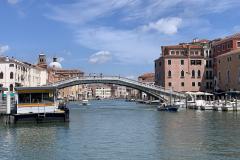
[214,33,240,45]
[139,73,155,78]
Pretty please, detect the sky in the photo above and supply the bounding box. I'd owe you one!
[1,0,240,80]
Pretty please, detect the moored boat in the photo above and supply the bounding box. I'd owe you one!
[157,103,179,111]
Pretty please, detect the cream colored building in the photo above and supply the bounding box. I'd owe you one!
[95,84,111,98]
[0,56,48,94]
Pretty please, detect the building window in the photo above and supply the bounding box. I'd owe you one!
[227,57,232,62]
[168,70,171,77]
[196,60,201,65]
[171,51,175,55]
[227,42,230,49]
[9,64,14,67]
[159,62,161,66]
[181,60,184,65]
[197,70,201,77]
[0,72,3,79]
[180,51,184,55]
[237,42,240,48]
[239,55,240,59]
[10,84,13,91]
[181,70,184,77]
[168,82,172,87]
[198,82,201,86]
[218,60,220,63]
[222,44,225,51]
[192,82,195,87]
[209,50,212,57]
[192,70,195,77]
[176,51,179,55]
[155,63,156,68]
[218,46,220,52]
[168,60,171,65]
[181,82,184,87]
[191,60,195,65]
[213,48,215,54]
[206,50,208,57]
[10,72,13,79]
[227,70,230,80]
[190,51,194,55]
[195,51,199,55]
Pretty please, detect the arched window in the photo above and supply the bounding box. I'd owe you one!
[192,70,195,77]
[10,84,13,91]
[10,72,13,79]
[168,70,171,77]
[181,70,184,77]
[197,70,201,77]
[0,72,3,79]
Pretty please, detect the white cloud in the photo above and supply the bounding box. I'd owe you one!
[140,17,182,35]
[7,0,22,5]
[234,26,240,32]
[76,27,166,64]
[61,50,72,55]
[88,51,113,64]
[0,45,10,54]
[44,0,138,24]
[58,57,65,62]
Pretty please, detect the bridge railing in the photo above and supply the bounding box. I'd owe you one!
[47,75,186,97]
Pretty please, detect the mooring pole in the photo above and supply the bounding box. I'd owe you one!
[6,92,11,124]
[235,95,238,111]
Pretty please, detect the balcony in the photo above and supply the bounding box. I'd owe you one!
[206,76,213,79]
[205,65,213,68]
[225,79,230,84]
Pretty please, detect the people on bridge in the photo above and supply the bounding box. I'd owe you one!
[94,73,95,78]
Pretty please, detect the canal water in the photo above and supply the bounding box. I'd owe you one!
[1,99,240,159]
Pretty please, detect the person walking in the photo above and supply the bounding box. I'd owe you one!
[94,73,95,78]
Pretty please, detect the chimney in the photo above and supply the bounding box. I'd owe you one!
[196,38,198,42]
[161,46,165,52]
[6,56,9,61]
[187,45,191,51]
[193,38,195,42]
[1,55,3,57]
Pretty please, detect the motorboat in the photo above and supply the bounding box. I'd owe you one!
[200,103,214,110]
[174,101,185,108]
[157,103,179,111]
[82,100,88,105]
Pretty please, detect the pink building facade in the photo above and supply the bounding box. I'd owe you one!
[155,44,205,92]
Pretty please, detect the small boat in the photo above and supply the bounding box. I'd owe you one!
[157,103,179,111]
[82,100,88,105]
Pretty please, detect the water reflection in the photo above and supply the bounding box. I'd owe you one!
[1,100,240,159]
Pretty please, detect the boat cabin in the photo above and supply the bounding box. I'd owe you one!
[15,86,58,114]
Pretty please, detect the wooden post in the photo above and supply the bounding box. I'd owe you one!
[235,95,238,111]
[186,95,188,108]
[218,96,219,105]
[225,93,227,106]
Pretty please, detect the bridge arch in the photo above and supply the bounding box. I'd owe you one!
[47,75,186,102]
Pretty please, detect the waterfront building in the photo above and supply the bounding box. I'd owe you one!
[212,33,240,94]
[138,73,155,99]
[0,55,48,95]
[189,38,216,93]
[154,44,205,92]
[39,54,85,100]
[216,49,240,92]
[112,85,126,98]
[95,84,111,99]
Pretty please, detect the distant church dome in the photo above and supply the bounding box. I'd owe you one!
[48,55,62,70]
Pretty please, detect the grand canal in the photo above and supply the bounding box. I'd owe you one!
[1,99,240,159]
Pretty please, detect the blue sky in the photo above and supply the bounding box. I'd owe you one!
[1,0,240,80]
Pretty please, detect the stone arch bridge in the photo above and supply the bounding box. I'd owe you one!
[47,75,186,102]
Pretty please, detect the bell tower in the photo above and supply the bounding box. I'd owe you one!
[38,52,47,65]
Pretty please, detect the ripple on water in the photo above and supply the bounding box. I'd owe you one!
[1,99,240,159]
